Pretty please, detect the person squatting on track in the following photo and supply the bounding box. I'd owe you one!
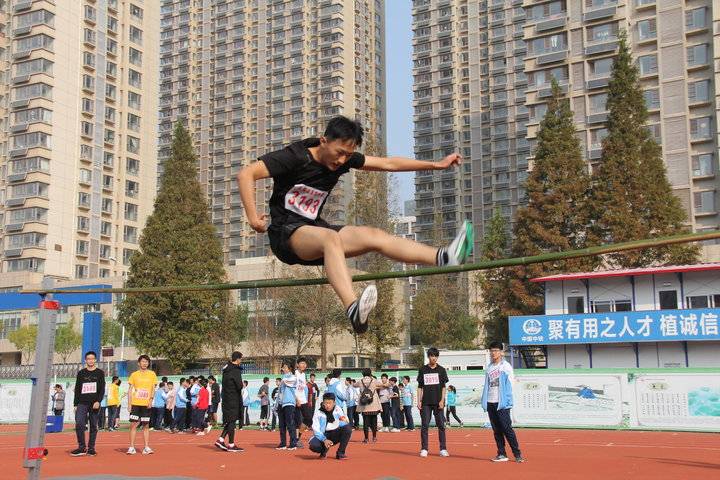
[276,359,299,450]
[215,351,244,452]
[126,355,158,455]
[237,116,474,335]
[71,351,105,457]
[482,341,525,463]
[309,392,352,460]
[417,347,450,458]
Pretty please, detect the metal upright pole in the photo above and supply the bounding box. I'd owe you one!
[23,278,59,480]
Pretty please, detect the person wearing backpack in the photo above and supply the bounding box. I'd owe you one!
[355,368,382,443]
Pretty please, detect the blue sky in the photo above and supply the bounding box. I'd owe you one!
[384,0,414,213]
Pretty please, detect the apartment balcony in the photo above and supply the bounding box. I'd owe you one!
[535,16,567,34]
[535,49,568,65]
[586,75,610,90]
[583,4,617,23]
[586,112,609,125]
[584,36,619,56]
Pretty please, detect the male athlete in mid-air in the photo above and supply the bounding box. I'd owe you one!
[237,116,473,334]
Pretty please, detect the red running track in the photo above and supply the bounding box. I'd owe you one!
[2,427,718,479]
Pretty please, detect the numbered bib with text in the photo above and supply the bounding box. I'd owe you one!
[284,184,328,220]
[423,373,440,385]
[135,388,150,400]
[81,382,97,394]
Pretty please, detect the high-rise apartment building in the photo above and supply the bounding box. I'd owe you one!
[411,0,474,246]
[414,0,720,260]
[158,0,386,264]
[0,0,160,282]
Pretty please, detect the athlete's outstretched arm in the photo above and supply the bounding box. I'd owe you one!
[361,152,462,172]
[237,161,272,233]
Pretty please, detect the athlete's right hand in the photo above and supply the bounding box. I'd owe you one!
[250,214,269,233]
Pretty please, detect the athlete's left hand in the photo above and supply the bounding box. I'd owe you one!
[437,153,462,169]
[92,401,100,410]
[439,400,445,410]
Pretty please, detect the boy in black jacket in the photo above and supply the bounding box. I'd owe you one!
[215,351,244,453]
[71,351,105,456]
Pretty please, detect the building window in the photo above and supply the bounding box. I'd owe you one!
[0,312,22,340]
[101,197,113,214]
[14,58,53,77]
[130,4,143,21]
[643,89,660,110]
[638,55,657,76]
[690,117,712,140]
[591,299,632,312]
[126,158,140,175]
[14,34,54,54]
[694,190,716,214]
[13,82,52,101]
[124,202,138,221]
[12,132,51,149]
[589,93,608,114]
[659,290,678,310]
[127,113,141,132]
[6,258,44,273]
[123,248,136,266]
[77,216,90,232]
[637,19,656,41]
[686,8,707,30]
[127,136,140,154]
[76,240,89,256]
[79,168,92,184]
[75,264,89,279]
[12,107,52,125]
[692,154,714,177]
[101,221,112,236]
[124,226,138,243]
[588,22,617,42]
[128,69,142,88]
[129,47,142,67]
[99,244,111,260]
[688,80,710,103]
[78,192,91,207]
[687,44,709,67]
[14,9,54,29]
[106,61,117,77]
[128,91,141,109]
[686,294,720,308]
[125,180,139,198]
[129,26,143,45]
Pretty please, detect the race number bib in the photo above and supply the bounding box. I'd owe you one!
[423,373,440,385]
[135,388,150,400]
[81,382,97,394]
[284,184,328,220]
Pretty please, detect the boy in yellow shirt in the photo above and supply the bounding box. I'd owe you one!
[127,355,157,455]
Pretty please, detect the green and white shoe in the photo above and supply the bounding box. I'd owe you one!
[444,221,474,266]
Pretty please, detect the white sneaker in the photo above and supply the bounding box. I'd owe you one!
[440,450,450,457]
[142,447,154,455]
[445,220,473,266]
[126,447,136,455]
[391,428,401,433]
[196,431,206,436]
[382,427,390,433]
[349,284,377,334]
[420,449,428,458]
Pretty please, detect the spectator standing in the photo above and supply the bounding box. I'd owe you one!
[378,374,391,432]
[481,341,524,463]
[356,369,382,444]
[71,351,105,457]
[344,377,357,429]
[389,377,402,432]
[51,384,65,417]
[401,376,415,430]
[165,381,176,432]
[209,376,221,426]
[270,377,281,431]
[241,380,250,427]
[308,373,320,411]
[258,377,270,430]
[417,347,449,458]
[126,355,158,455]
[106,377,121,431]
[214,351,244,452]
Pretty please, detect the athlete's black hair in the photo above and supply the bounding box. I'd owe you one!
[426,347,440,358]
[488,341,504,350]
[323,116,364,147]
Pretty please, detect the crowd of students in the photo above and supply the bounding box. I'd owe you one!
[65,342,524,463]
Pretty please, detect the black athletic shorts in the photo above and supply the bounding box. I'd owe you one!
[260,405,269,419]
[268,219,344,266]
[129,406,151,424]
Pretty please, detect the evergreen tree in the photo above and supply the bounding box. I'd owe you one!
[118,122,228,372]
[591,31,698,267]
[508,79,595,317]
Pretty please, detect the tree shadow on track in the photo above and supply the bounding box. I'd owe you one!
[632,457,720,470]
